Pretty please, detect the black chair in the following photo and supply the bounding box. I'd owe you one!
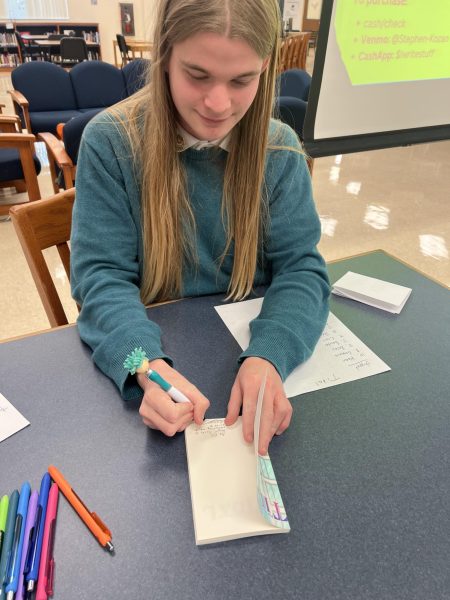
[15,32,42,62]
[59,37,89,67]
[116,33,131,66]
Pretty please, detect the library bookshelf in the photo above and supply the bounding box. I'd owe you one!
[0,22,101,71]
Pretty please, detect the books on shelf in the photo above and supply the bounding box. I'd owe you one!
[0,32,17,45]
[0,52,20,67]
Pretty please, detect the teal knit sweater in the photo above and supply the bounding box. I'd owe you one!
[71,113,330,401]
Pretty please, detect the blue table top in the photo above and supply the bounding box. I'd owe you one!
[0,251,449,600]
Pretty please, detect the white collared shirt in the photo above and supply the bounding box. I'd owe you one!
[177,125,230,152]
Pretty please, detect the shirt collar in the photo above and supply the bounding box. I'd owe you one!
[176,125,230,152]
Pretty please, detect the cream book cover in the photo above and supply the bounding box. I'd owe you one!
[184,379,290,545]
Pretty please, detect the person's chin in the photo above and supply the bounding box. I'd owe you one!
[195,114,233,140]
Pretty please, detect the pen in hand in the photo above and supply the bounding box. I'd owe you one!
[124,347,191,404]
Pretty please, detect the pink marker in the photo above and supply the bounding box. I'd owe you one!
[35,483,59,600]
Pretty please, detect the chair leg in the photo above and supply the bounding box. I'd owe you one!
[14,180,27,193]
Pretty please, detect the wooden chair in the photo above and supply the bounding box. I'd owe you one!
[0,114,41,216]
[279,33,311,72]
[9,188,76,327]
[39,130,75,193]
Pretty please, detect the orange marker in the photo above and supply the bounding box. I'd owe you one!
[47,465,114,553]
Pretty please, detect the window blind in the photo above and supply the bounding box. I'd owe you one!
[5,0,69,19]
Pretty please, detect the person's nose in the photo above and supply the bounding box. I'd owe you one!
[203,84,231,115]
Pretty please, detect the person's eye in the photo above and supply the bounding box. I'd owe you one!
[187,72,208,82]
[232,79,252,87]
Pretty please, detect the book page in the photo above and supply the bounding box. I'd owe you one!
[185,379,290,544]
[185,418,282,544]
[254,377,290,530]
[215,299,391,398]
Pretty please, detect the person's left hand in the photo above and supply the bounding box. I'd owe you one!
[224,357,293,455]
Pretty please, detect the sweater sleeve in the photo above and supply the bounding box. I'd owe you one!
[71,116,172,401]
[240,124,330,380]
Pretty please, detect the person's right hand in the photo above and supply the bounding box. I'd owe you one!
[136,358,210,436]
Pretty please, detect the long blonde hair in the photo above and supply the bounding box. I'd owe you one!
[116,0,280,303]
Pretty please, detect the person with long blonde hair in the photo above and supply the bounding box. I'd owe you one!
[71,0,330,455]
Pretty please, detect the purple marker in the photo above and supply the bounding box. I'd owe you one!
[15,491,38,600]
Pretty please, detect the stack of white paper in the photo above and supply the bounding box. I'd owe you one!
[332,271,412,314]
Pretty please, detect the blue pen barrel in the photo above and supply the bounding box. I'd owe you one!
[5,482,30,596]
[5,515,22,586]
[148,370,171,392]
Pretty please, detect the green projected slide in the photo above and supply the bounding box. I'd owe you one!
[335,0,450,85]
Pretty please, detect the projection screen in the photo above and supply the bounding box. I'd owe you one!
[303,0,450,157]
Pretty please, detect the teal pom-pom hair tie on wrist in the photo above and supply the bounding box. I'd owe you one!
[124,347,191,404]
[123,347,148,375]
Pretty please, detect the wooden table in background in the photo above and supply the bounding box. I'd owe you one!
[113,39,153,67]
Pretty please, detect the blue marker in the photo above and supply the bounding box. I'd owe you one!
[5,482,31,600]
[24,474,51,597]
[0,491,19,599]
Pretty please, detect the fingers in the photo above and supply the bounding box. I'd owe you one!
[191,391,210,425]
[242,390,258,444]
[230,357,293,454]
[139,389,193,436]
[224,382,242,426]
[258,391,292,455]
[137,361,210,435]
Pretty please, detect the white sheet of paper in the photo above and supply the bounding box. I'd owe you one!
[332,271,412,313]
[214,298,391,398]
[0,392,30,443]
[185,379,289,545]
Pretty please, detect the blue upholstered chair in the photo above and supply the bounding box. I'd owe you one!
[276,69,313,172]
[39,111,97,192]
[10,61,81,134]
[9,61,129,136]
[278,68,311,102]
[39,61,150,192]
[277,97,308,141]
[69,60,127,113]
[122,58,150,96]
[276,68,312,141]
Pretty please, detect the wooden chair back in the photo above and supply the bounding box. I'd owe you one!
[279,33,311,72]
[9,188,76,328]
[0,115,41,215]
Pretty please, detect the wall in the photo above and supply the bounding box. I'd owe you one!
[66,0,155,64]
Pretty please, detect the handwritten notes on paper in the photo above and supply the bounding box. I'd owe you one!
[214,298,390,398]
[0,392,30,443]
